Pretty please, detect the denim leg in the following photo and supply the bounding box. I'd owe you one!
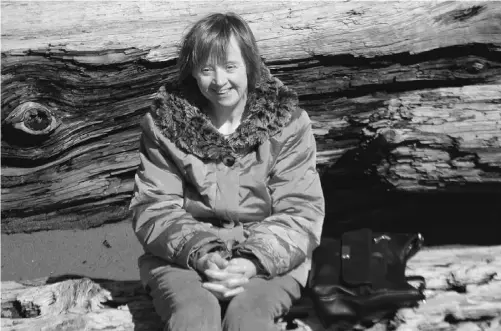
[222,275,301,331]
[142,259,222,331]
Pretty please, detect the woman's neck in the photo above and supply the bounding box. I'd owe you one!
[208,96,247,136]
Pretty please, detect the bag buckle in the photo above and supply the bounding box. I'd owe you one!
[373,234,391,243]
[341,245,351,259]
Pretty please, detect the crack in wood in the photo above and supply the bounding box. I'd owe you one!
[435,5,486,25]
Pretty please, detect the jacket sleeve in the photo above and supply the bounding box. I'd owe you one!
[233,110,325,278]
[129,116,227,269]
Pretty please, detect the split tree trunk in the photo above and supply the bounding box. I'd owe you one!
[1,1,501,233]
[2,245,500,331]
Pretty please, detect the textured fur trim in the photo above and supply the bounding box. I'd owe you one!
[150,66,299,160]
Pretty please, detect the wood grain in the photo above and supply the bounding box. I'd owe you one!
[2,1,500,233]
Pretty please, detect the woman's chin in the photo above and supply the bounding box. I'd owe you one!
[212,98,241,110]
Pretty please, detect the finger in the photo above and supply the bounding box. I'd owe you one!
[224,265,248,274]
[223,286,245,298]
[205,266,245,278]
[205,275,249,288]
[202,282,231,294]
[204,274,248,287]
[224,276,249,288]
[204,269,237,281]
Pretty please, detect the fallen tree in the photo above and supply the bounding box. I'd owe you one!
[2,245,500,331]
[1,1,500,233]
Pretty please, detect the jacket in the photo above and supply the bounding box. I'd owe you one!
[129,67,325,286]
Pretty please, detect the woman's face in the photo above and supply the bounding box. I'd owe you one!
[192,35,248,113]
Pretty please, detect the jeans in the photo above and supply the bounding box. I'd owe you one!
[140,255,302,331]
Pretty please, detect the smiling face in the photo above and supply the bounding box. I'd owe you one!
[192,35,248,114]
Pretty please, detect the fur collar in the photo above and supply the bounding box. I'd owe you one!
[149,66,299,160]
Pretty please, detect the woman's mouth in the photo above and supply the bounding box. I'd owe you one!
[214,89,231,96]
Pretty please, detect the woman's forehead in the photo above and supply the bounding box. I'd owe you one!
[201,35,244,65]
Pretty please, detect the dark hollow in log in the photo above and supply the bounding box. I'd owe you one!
[2,1,501,234]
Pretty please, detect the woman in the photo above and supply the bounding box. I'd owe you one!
[129,12,325,331]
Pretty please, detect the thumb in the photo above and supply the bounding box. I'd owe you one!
[213,255,229,269]
[206,260,220,270]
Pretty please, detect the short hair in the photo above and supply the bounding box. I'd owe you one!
[177,12,262,95]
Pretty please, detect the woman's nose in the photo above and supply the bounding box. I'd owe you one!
[212,68,228,87]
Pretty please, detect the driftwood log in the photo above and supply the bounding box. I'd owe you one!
[2,1,501,234]
[2,245,500,331]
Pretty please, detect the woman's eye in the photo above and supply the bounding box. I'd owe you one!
[201,67,213,74]
[226,64,237,70]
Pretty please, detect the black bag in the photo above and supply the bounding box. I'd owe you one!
[308,228,426,328]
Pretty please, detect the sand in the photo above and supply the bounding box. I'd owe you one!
[2,217,499,282]
[1,221,143,281]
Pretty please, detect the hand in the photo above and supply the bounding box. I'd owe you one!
[202,269,248,301]
[202,258,259,300]
[197,252,246,301]
[202,257,260,301]
[224,258,258,279]
[195,251,229,274]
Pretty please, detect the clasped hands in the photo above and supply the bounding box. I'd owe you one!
[196,252,257,301]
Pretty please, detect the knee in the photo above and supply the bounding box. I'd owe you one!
[150,286,221,331]
[225,293,270,318]
[222,277,301,331]
[171,290,220,314]
[223,292,273,330]
[166,293,221,331]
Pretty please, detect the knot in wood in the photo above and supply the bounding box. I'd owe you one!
[379,128,400,144]
[4,102,60,136]
[470,62,485,72]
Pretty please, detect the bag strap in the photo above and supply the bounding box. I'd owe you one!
[402,233,424,262]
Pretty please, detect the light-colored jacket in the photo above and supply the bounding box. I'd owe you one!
[130,68,325,286]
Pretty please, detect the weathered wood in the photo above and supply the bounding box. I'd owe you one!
[2,2,500,60]
[2,246,500,331]
[361,84,501,191]
[2,1,501,233]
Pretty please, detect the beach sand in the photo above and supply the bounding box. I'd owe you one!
[2,215,499,282]
[1,221,142,281]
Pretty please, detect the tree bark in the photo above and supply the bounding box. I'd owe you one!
[2,245,500,331]
[1,1,501,233]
